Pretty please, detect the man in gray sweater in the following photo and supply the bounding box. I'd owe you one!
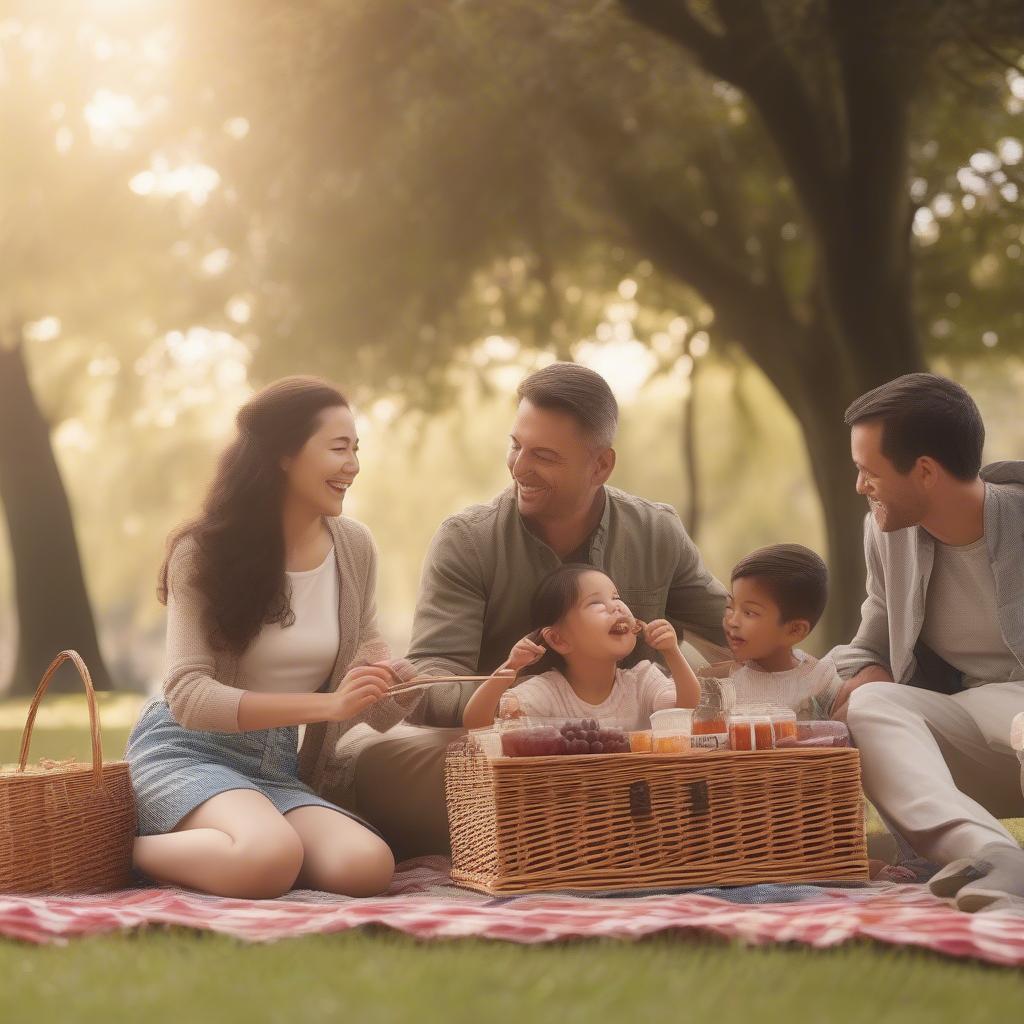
[333,363,728,857]
[832,373,1024,911]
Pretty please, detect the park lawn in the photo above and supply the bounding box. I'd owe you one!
[2,929,1023,1024]
[1,697,1021,1023]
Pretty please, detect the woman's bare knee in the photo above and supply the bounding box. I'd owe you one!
[228,829,305,898]
[139,790,306,899]
[286,807,395,896]
[331,838,395,897]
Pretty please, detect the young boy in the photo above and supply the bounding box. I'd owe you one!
[702,543,842,719]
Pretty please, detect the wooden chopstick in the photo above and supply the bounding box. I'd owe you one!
[387,674,497,694]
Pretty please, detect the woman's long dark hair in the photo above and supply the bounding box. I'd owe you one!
[159,376,349,654]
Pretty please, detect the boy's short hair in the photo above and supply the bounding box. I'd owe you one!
[731,544,828,627]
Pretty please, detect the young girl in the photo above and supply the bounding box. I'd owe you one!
[463,564,701,729]
[125,377,418,900]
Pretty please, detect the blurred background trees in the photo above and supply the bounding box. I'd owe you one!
[1,0,1023,693]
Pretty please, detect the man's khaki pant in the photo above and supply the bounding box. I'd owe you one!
[847,680,1024,865]
[325,727,464,862]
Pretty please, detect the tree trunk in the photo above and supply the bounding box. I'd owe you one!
[780,314,925,650]
[797,403,874,649]
[0,342,112,695]
[680,355,700,539]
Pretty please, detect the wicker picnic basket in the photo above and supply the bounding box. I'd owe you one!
[445,741,869,894]
[0,651,137,894]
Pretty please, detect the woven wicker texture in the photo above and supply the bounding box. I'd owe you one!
[0,651,137,895]
[446,741,869,894]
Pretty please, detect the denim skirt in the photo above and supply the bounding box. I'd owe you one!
[125,699,377,838]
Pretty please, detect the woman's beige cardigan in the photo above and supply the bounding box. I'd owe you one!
[159,514,420,795]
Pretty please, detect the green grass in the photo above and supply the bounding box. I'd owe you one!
[2,699,1021,1022]
[1,931,1021,1024]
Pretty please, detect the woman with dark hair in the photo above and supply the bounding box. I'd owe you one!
[125,377,418,899]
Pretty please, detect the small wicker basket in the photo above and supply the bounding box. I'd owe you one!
[446,741,869,894]
[0,651,137,894]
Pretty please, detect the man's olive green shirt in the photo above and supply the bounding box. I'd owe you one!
[407,485,728,726]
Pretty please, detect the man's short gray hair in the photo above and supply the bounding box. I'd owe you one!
[516,362,618,448]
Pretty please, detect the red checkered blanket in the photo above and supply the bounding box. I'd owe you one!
[2,858,1023,965]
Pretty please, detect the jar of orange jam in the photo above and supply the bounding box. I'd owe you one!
[728,713,775,750]
[692,715,727,735]
[772,713,798,742]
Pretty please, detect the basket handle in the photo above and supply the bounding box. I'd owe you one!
[17,650,104,787]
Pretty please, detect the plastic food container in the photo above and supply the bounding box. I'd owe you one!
[728,712,775,750]
[652,733,691,754]
[650,708,693,755]
[777,720,852,748]
[628,730,653,753]
[769,708,798,742]
[650,708,694,732]
[499,723,568,757]
[497,717,631,757]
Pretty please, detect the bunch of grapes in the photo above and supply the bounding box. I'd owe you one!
[558,719,630,754]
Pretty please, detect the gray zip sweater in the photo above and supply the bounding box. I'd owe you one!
[831,462,1024,687]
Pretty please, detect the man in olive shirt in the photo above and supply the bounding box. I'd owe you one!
[407,363,729,725]
[330,363,728,856]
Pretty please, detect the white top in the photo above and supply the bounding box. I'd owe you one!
[498,660,677,730]
[700,649,843,720]
[919,535,1023,689]
[237,549,341,693]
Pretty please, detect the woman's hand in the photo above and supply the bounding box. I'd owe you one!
[373,657,416,686]
[505,634,546,675]
[327,664,394,722]
[643,618,679,653]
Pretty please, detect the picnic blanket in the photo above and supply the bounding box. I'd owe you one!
[2,857,1023,966]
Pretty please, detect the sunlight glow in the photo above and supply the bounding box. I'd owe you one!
[132,326,252,432]
[225,295,252,324]
[200,248,232,275]
[130,154,220,203]
[575,338,656,403]
[998,137,1023,165]
[24,316,62,342]
[689,332,710,359]
[224,116,250,139]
